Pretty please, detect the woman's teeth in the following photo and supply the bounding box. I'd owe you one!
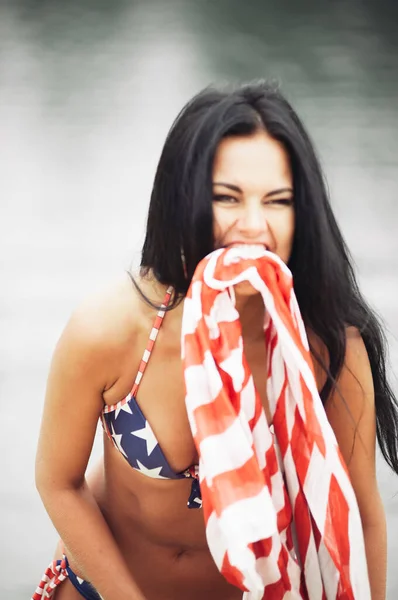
[233,244,267,250]
[227,244,269,257]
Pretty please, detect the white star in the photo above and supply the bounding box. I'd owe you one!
[131,420,158,456]
[115,400,133,420]
[111,422,127,458]
[135,460,167,479]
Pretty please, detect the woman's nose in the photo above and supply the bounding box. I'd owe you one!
[237,205,268,237]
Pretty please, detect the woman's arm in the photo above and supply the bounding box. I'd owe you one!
[324,327,387,600]
[36,294,145,600]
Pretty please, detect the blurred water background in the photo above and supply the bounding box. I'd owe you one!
[1,0,397,597]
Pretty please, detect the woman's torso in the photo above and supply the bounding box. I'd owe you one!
[74,273,325,600]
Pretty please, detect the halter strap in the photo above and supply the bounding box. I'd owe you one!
[130,286,173,397]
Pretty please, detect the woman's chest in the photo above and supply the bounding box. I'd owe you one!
[135,335,273,472]
[134,342,199,473]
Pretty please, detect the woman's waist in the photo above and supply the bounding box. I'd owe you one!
[90,456,207,549]
[113,533,241,600]
[102,486,207,549]
[80,459,242,599]
[95,489,240,600]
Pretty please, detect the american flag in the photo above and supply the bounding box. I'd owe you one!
[181,246,371,600]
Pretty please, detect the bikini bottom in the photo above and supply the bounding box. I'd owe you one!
[32,554,101,600]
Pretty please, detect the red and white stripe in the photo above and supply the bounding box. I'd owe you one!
[32,557,68,599]
[182,246,370,600]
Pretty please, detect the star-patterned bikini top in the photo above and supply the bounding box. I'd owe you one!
[101,286,201,509]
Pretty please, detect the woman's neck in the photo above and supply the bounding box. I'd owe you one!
[234,292,265,342]
[140,272,266,342]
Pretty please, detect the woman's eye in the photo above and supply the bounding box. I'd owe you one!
[212,195,238,203]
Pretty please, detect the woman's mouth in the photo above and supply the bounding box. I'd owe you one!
[223,244,270,259]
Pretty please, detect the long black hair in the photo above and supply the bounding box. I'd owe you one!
[139,80,398,474]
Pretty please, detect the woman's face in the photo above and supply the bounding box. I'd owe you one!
[212,130,295,265]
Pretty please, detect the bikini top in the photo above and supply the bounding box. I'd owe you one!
[101,287,201,509]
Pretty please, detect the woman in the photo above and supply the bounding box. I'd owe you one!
[34,81,397,600]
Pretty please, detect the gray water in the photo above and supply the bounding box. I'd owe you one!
[1,0,397,597]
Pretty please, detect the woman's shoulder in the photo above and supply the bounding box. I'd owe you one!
[307,325,366,358]
[38,274,147,426]
[61,271,172,360]
[53,273,150,388]
[66,273,140,347]
[306,325,367,392]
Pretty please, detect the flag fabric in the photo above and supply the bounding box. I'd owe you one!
[181,246,370,600]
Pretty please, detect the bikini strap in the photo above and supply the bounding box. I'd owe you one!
[130,286,173,397]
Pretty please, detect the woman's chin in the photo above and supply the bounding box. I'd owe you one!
[233,281,260,297]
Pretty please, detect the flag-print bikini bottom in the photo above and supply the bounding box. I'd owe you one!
[32,554,101,600]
